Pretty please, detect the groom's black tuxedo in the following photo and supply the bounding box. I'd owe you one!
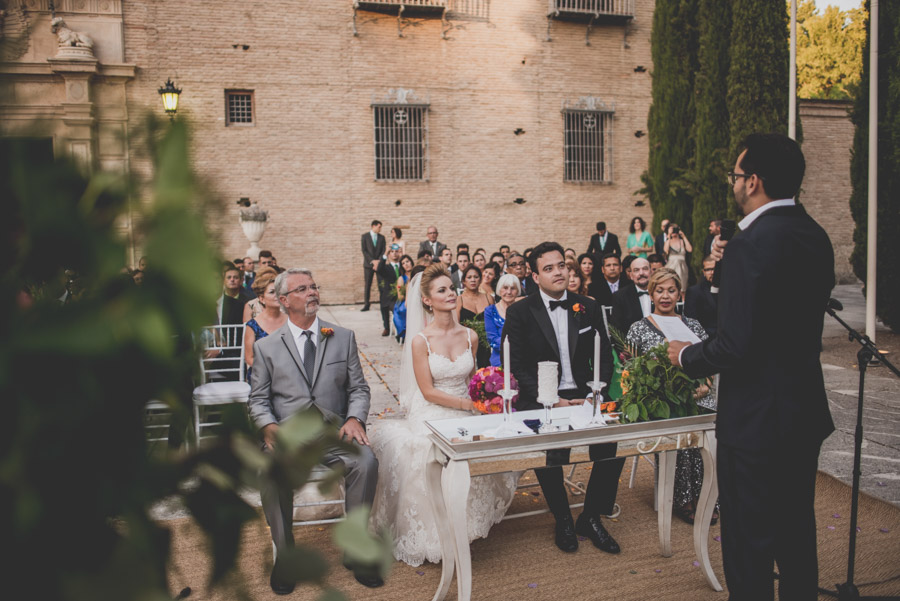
[503,292,613,408]
[680,203,834,599]
[503,291,624,521]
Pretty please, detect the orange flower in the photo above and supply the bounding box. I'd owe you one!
[320,327,335,338]
[571,303,586,315]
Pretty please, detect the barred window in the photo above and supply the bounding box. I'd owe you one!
[372,105,429,181]
[563,109,613,183]
[226,90,254,126]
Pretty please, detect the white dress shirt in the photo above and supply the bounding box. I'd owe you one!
[637,287,652,317]
[539,289,576,391]
[287,317,320,365]
[607,278,620,294]
[738,198,796,230]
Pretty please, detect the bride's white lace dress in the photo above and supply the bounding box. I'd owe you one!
[370,332,520,566]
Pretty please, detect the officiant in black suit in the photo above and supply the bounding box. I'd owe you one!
[503,242,624,555]
[586,221,622,258]
[669,134,835,601]
[361,220,386,311]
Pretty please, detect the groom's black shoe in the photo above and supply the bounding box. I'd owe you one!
[343,555,385,588]
[576,513,621,554]
[554,514,579,552]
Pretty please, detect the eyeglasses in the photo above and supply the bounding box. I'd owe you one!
[284,284,321,295]
[507,261,525,267]
[727,171,758,185]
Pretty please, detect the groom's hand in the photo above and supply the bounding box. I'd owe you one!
[340,417,370,446]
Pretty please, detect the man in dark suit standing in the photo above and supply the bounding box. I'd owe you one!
[503,242,624,554]
[610,257,651,336]
[417,225,446,261]
[702,219,721,259]
[669,134,835,601]
[683,255,718,338]
[360,220,386,312]
[586,221,622,258]
[654,219,670,256]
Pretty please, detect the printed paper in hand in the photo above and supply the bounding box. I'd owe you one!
[653,315,702,345]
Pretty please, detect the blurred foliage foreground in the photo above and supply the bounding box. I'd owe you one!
[0,119,388,601]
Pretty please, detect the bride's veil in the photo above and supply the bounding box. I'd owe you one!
[399,272,430,411]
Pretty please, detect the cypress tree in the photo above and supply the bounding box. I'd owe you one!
[849,1,900,331]
[686,0,732,273]
[726,0,790,218]
[645,0,700,235]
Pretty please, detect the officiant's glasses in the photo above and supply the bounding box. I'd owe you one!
[727,171,763,185]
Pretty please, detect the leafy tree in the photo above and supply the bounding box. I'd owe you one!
[796,0,867,100]
[849,1,900,332]
[727,0,791,216]
[645,0,701,235]
[0,117,388,600]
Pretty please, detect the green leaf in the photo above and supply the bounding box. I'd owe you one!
[625,404,640,423]
[273,545,329,585]
[317,588,349,601]
[231,436,270,472]
[333,507,383,565]
[277,410,327,452]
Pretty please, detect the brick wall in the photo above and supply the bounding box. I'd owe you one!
[122,1,655,303]
[798,99,856,284]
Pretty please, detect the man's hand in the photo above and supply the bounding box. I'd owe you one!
[370,259,379,269]
[667,340,691,367]
[710,235,729,262]
[556,397,584,407]
[339,418,370,446]
[262,423,279,451]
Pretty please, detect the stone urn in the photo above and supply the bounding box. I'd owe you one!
[239,201,268,259]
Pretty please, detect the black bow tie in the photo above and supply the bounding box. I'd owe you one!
[637,290,649,296]
[549,299,570,311]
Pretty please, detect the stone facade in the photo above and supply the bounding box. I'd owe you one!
[1,1,859,301]
[798,98,856,284]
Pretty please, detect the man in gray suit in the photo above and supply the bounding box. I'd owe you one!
[249,268,382,593]
[417,225,446,260]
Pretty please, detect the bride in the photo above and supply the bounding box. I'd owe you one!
[370,264,520,566]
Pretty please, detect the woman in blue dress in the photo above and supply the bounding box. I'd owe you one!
[482,273,523,367]
[242,269,286,378]
[392,254,415,342]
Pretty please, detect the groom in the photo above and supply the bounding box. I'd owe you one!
[248,268,382,593]
[503,242,625,554]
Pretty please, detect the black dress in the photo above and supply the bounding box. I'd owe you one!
[626,316,717,513]
[459,305,492,369]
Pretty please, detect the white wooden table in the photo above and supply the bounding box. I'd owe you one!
[424,408,722,601]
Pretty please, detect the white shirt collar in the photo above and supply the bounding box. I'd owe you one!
[287,316,320,342]
[539,288,568,311]
[738,198,796,230]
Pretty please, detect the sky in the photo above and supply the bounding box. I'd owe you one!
[821,0,863,11]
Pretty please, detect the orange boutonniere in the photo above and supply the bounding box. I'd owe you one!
[571,303,586,315]
[320,327,334,338]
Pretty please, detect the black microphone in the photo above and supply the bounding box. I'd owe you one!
[710,219,736,294]
[827,298,843,312]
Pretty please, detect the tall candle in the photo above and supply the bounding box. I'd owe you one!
[593,330,601,383]
[503,336,511,390]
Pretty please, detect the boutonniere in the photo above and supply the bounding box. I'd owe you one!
[320,327,334,338]
[571,303,586,316]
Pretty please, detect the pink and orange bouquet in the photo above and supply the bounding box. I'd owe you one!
[467,366,518,415]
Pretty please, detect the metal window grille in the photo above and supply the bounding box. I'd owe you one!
[373,105,429,181]
[563,110,613,183]
[551,0,634,17]
[226,91,253,125]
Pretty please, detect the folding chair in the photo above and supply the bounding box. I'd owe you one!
[192,324,250,444]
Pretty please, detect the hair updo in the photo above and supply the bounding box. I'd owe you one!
[419,263,452,312]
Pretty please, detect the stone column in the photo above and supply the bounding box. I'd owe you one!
[48,57,99,169]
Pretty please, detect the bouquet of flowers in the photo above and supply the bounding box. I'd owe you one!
[609,327,703,423]
[467,366,518,414]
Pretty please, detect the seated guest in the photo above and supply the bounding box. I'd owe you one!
[416,248,433,267]
[480,261,499,297]
[450,251,470,290]
[219,264,252,325]
[588,253,624,306]
[472,252,486,270]
[505,252,536,295]
[457,264,495,367]
[564,248,577,263]
[258,250,276,270]
[243,267,278,322]
[621,254,636,282]
[626,268,717,525]
[684,256,718,338]
[489,251,506,269]
[499,244,510,262]
[610,257,651,335]
[586,221,622,258]
[648,253,666,275]
[242,269,287,378]
[576,253,597,293]
[566,260,588,296]
[483,274,522,367]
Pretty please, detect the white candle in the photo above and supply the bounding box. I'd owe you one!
[503,336,511,390]
[593,330,601,384]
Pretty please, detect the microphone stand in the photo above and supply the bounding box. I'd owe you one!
[822,301,899,601]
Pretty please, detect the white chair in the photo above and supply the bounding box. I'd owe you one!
[272,465,347,561]
[192,324,250,444]
[144,400,172,444]
[601,305,613,337]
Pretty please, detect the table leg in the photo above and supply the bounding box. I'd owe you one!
[694,431,723,591]
[426,446,455,601]
[657,449,676,557]
[444,459,472,601]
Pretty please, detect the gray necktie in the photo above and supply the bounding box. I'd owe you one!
[302,330,316,380]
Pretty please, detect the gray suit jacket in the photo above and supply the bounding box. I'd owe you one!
[418,239,447,259]
[248,320,370,430]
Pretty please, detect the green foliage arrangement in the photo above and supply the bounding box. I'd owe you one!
[0,117,389,601]
[462,318,490,353]
[849,0,900,332]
